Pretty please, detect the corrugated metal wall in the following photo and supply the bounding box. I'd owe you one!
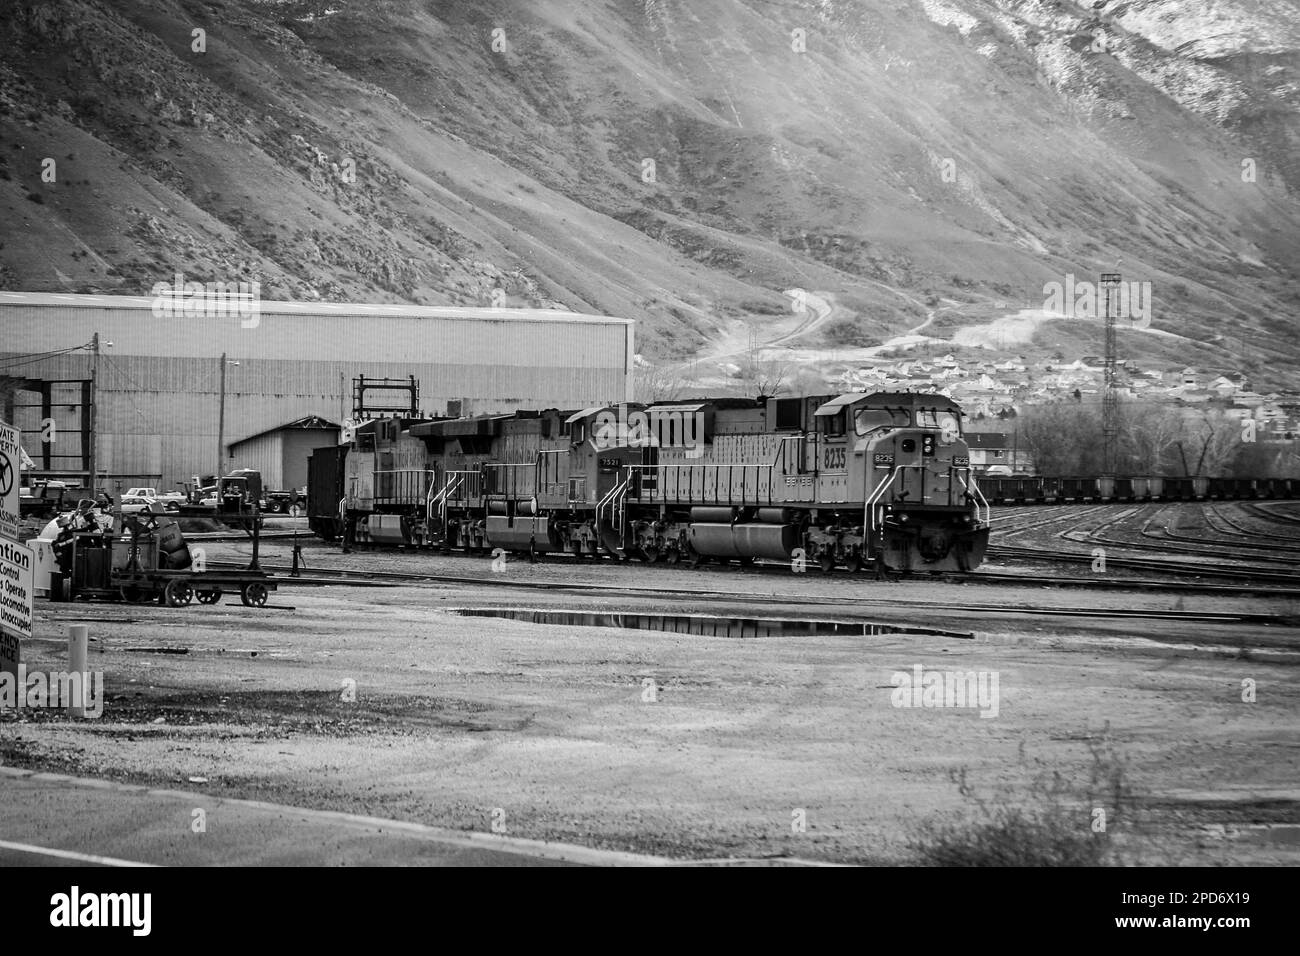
[227,432,284,490]
[3,296,632,488]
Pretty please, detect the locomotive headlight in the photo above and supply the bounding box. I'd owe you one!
[938,414,960,445]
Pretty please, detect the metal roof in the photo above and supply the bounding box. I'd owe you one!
[813,393,870,416]
[564,406,613,424]
[644,402,709,414]
[0,291,633,326]
[409,415,512,439]
[814,391,962,416]
[229,415,341,446]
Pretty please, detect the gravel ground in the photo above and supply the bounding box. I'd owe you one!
[3,527,1299,865]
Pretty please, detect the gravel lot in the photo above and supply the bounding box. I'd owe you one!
[3,535,1298,865]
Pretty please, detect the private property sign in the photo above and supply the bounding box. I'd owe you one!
[0,538,32,678]
[0,418,19,541]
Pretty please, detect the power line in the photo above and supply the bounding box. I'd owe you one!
[0,343,90,371]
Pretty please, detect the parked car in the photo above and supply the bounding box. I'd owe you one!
[120,486,183,513]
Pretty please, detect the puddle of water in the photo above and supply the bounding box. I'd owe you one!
[450,609,972,640]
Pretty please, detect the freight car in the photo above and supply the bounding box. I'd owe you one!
[976,475,1297,504]
[308,392,992,573]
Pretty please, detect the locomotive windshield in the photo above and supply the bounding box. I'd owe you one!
[854,407,910,435]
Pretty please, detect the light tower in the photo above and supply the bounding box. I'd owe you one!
[1100,272,1121,475]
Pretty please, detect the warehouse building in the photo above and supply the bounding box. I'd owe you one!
[228,416,341,492]
[0,292,633,493]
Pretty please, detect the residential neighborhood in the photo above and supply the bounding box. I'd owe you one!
[837,354,1300,444]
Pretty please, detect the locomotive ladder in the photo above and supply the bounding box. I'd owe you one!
[957,472,991,527]
[428,473,464,527]
[596,471,633,555]
[863,466,899,544]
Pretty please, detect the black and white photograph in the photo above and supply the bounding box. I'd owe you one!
[0,0,1296,919]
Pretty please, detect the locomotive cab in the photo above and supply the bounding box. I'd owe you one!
[565,404,651,507]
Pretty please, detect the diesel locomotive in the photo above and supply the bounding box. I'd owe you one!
[307,391,991,573]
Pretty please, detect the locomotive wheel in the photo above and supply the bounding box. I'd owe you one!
[164,578,194,607]
[639,543,660,563]
[527,541,539,564]
[846,554,863,573]
[196,588,222,605]
[689,550,707,568]
[241,582,269,607]
[664,546,681,565]
[819,552,836,573]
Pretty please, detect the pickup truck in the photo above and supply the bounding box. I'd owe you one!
[120,487,185,513]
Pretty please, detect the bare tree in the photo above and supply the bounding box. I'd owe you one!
[1017,402,1103,475]
[738,328,792,398]
[1118,402,1183,474]
[634,365,686,403]
[1181,408,1241,475]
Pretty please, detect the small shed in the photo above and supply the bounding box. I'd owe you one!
[228,415,340,491]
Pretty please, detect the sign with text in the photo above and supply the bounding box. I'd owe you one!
[0,418,19,541]
[0,538,33,678]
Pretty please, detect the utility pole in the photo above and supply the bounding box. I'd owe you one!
[87,332,99,494]
[1100,273,1121,475]
[217,352,227,480]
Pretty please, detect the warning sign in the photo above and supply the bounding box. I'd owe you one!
[0,418,18,541]
[0,538,33,678]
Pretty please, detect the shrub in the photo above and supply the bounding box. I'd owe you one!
[909,734,1135,866]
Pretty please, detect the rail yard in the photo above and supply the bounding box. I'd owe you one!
[4,499,1298,866]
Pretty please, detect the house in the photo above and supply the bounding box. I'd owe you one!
[964,432,1034,474]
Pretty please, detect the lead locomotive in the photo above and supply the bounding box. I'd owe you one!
[308,391,990,574]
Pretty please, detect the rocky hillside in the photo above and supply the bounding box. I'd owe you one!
[2,0,1299,382]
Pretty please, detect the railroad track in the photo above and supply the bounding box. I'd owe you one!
[206,560,1297,625]
[1202,502,1300,544]
[1056,524,1300,567]
[984,544,1300,585]
[1241,501,1300,527]
[1138,506,1300,555]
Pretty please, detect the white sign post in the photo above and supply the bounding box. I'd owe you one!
[0,538,33,680]
[0,418,19,542]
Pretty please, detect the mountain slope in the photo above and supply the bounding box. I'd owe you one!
[1,0,1298,382]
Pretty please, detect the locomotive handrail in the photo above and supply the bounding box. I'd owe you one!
[430,469,482,515]
[429,472,463,523]
[863,466,898,540]
[957,472,990,527]
[482,461,538,500]
[596,473,632,533]
[371,468,436,506]
[622,462,778,506]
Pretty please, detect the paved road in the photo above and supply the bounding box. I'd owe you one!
[0,768,668,867]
